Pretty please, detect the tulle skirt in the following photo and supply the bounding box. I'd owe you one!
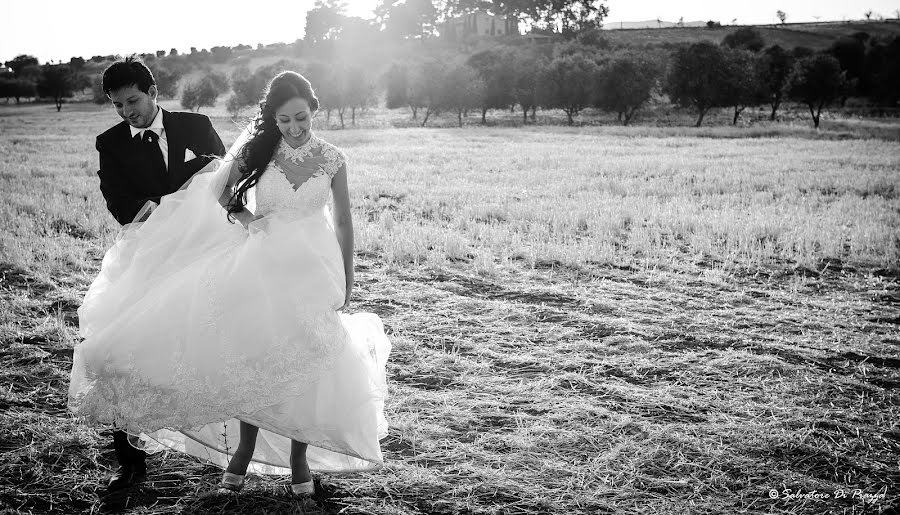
[68,166,390,474]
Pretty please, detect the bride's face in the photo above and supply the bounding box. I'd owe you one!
[275,97,314,147]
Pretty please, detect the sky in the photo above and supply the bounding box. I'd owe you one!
[2,0,898,64]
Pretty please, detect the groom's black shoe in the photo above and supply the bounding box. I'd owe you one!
[106,462,147,492]
[107,430,148,491]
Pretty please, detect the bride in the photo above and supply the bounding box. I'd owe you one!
[68,71,391,498]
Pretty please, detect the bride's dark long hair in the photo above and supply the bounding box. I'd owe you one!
[227,71,320,220]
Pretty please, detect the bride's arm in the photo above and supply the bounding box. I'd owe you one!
[217,157,246,209]
[217,157,258,227]
[331,162,354,309]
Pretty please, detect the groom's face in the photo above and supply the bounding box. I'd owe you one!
[109,84,158,129]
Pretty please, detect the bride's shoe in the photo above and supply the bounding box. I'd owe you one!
[290,480,315,498]
[290,461,314,499]
[217,472,245,493]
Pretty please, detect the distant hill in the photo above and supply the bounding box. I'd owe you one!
[598,20,900,50]
[604,20,708,30]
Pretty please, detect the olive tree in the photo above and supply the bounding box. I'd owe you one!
[36,64,76,111]
[595,53,661,125]
[664,42,731,126]
[539,53,598,125]
[180,77,219,112]
[786,54,845,129]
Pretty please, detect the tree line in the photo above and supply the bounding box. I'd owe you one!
[665,28,900,127]
[0,55,90,111]
[220,26,900,129]
[412,27,900,128]
[0,0,607,113]
[3,20,898,128]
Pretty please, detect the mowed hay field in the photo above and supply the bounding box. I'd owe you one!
[1,101,899,514]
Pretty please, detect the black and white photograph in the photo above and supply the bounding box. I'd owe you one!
[0,0,898,513]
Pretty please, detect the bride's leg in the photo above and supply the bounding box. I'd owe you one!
[225,421,259,475]
[290,440,312,484]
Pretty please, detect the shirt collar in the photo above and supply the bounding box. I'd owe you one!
[130,107,164,138]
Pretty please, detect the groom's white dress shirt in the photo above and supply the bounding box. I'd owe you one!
[130,107,168,170]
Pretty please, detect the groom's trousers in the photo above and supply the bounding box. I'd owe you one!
[113,430,146,467]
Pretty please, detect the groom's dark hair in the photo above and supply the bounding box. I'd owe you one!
[102,56,156,97]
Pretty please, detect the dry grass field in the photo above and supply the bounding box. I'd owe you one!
[1,101,899,514]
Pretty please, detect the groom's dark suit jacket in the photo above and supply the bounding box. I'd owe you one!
[96,108,226,225]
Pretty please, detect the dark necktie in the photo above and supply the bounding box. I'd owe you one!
[141,130,167,175]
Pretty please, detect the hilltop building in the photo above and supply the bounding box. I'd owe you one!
[441,10,519,39]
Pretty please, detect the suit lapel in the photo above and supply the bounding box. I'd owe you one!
[162,109,187,190]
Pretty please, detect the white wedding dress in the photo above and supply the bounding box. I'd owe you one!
[68,130,391,474]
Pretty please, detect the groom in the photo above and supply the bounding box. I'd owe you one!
[97,57,226,225]
[95,57,225,490]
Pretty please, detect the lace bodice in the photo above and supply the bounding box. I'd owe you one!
[254,134,346,218]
